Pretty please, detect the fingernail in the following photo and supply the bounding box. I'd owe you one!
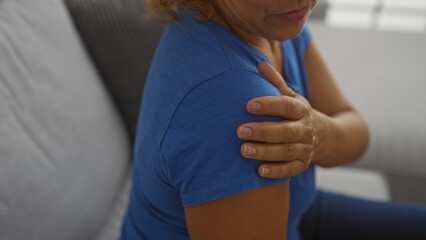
[248,102,261,112]
[244,145,256,156]
[262,167,272,176]
[239,127,252,138]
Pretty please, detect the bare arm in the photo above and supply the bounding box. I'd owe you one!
[185,183,289,240]
[305,41,370,167]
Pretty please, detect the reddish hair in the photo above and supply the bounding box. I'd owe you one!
[144,0,216,24]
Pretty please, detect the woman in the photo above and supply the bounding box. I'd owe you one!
[120,0,426,239]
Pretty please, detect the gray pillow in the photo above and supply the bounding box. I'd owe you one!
[0,0,130,239]
[65,0,164,142]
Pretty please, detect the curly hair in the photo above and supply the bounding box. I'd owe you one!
[144,0,216,24]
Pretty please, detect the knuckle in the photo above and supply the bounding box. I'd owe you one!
[279,95,287,104]
[306,125,314,135]
[278,124,286,141]
[301,103,310,116]
[301,123,314,143]
[288,144,295,158]
[282,144,294,161]
[277,96,287,113]
[280,145,287,161]
[289,161,297,176]
[286,98,297,116]
[299,144,312,158]
[258,145,267,158]
[288,125,295,140]
[305,145,314,155]
[281,124,294,141]
[296,160,308,175]
[306,126,315,139]
[265,145,276,161]
[302,160,310,171]
[259,124,267,139]
[281,145,287,161]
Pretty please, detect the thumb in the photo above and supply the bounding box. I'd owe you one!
[258,61,297,97]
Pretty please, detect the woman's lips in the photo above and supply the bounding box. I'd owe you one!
[278,7,308,22]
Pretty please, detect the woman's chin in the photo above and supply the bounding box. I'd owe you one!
[271,25,307,42]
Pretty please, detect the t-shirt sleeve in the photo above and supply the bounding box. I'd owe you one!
[293,24,312,57]
[161,70,291,208]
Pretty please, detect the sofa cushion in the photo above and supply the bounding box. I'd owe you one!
[0,0,130,239]
[65,0,164,142]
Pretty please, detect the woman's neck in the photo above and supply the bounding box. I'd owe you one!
[211,13,284,76]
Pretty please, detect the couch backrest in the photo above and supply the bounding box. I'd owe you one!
[65,0,164,143]
[0,0,130,239]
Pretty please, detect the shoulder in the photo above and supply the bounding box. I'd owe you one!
[161,70,289,207]
[150,11,267,87]
[151,12,231,85]
[167,70,282,132]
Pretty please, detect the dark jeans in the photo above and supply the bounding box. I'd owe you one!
[299,190,426,240]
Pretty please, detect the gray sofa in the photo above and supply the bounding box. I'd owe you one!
[1,0,424,239]
[0,0,133,239]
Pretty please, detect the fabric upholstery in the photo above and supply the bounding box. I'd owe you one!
[65,0,164,142]
[0,0,131,239]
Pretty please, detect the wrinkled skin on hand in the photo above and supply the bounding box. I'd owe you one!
[237,61,320,179]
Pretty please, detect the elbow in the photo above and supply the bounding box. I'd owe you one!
[348,113,370,165]
[357,115,371,162]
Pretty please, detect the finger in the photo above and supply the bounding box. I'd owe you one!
[257,160,308,178]
[258,61,297,97]
[237,121,304,143]
[241,142,312,162]
[246,95,307,120]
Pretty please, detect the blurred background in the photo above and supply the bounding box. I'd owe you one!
[310,0,426,206]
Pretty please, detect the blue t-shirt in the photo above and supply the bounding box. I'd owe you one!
[120,9,316,240]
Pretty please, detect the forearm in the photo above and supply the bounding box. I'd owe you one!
[313,109,370,168]
[185,183,289,240]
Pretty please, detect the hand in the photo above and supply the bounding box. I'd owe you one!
[237,61,320,179]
